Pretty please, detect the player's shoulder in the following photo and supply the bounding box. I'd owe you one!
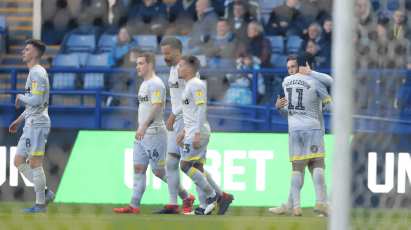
[30,65,47,77]
[150,76,166,87]
[188,77,204,88]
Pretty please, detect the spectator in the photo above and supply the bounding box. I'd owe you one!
[106,0,142,34]
[204,19,239,68]
[296,0,329,34]
[306,39,330,69]
[396,57,411,110]
[227,1,250,43]
[235,21,272,67]
[165,0,198,35]
[108,27,138,68]
[356,0,378,41]
[224,0,261,22]
[185,0,219,55]
[386,9,410,41]
[299,22,323,53]
[133,0,168,36]
[223,52,265,105]
[265,0,301,37]
[211,0,226,17]
[317,17,332,57]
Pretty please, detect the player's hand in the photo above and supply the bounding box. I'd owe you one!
[275,95,287,109]
[192,133,201,150]
[15,94,21,109]
[135,127,147,141]
[9,119,22,133]
[299,62,312,75]
[176,130,185,147]
[166,113,176,131]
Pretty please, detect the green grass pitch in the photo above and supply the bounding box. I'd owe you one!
[1,202,410,230]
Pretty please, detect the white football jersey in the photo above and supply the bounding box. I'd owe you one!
[24,65,50,127]
[282,73,331,133]
[168,64,200,120]
[138,76,167,134]
[181,77,211,137]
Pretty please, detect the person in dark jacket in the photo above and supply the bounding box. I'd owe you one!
[108,27,138,68]
[305,39,330,69]
[133,0,168,36]
[204,19,239,68]
[235,21,272,67]
[265,0,301,37]
[227,1,250,43]
[185,0,219,55]
[317,18,332,57]
[299,22,323,53]
[165,0,198,35]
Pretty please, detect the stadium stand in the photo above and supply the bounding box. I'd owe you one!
[266,36,285,54]
[67,35,96,53]
[98,34,118,53]
[132,35,158,53]
[286,35,303,54]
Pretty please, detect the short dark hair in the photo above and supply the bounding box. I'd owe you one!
[181,55,201,73]
[297,52,314,70]
[25,39,46,58]
[138,52,156,69]
[287,55,297,63]
[218,19,228,25]
[160,37,183,54]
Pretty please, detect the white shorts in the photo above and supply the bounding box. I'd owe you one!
[181,134,209,164]
[16,126,50,158]
[133,129,167,170]
[289,129,325,162]
[167,118,184,155]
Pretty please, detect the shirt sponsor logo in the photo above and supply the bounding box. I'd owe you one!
[32,80,38,89]
[196,89,202,98]
[25,87,30,95]
[153,89,160,97]
[169,82,179,88]
[289,110,307,116]
[182,98,189,105]
[138,95,149,102]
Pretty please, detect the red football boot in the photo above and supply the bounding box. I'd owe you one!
[152,205,180,214]
[217,192,234,215]
[181,194,195,214]
[113,205,140,214]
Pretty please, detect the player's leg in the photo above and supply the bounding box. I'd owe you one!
[289,131,304,217]
[202,169,234,215]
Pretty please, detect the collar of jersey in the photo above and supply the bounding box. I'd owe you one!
[297,73,304,75]
[30,64,41,71]
[187,77,197,83]
[147,75,157,81]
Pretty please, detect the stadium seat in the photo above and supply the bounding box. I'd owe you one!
[132,35,157,53]
[75,53,89,67]
[266,36,284,54]
[98,34,118,53]
[51,54,80,90]
[262,14,270,25]
[286,35,302,55]
[67,34,96,53]
[197,55,207,68]
[257,0,284,14]
[155,55,167,68]
[161,35,188,50]
[83,53,109,89]
[272,55,288,68]
[0,15,6,33]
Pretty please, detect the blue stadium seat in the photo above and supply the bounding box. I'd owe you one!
[286,36,302,55]
[155,55,167,67]
[51,54,80,90]
[98,34,118,53]
[266,36,284,54]
[197,55,207,68]
[75,53,90,67]
[67,34,96,53]
[161,35,188,50]
[262,14,270,25]
[272,55,288,68]
[132,35,157,53]
[83,53,109,89]
[257,0,285,13]
[0,15,6,33]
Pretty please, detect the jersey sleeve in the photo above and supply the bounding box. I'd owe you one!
[148,83,165,104]
[189,82,207,106]
[310,71,333,86]
[313,79,332,103]
[31,72,46,95]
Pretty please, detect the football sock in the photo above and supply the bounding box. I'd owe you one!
[204,170,222,196]
[130,174,146,209]
[16,163,48,190]
[196,185,208,209]
[313,168,327,205]
[185,167,215,197]
[165,157,179,205]
[285,190,293,210]
[291,171,302,209]
[32,167,46,205]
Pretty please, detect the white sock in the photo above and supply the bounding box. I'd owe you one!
[313,168,327,205]
[204,170,222,196]
[196,185,208,209]
[17,163,48,190]
[285,190,293,210]
[130,174,146,208]
[291,171,302,209]
[161,170,189,204]
[185,167,215,197]
[32,167,46,205]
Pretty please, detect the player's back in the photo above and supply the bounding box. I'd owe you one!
[25,65,50,127]
[283,74,324,133]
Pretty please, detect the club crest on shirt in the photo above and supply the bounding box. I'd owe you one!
[154,89,160,97]
[32,80,38,89]
[196,89,202,97]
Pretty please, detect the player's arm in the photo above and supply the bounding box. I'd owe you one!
[275,95,288,118]
[135,84,164,140]
[299,62,333,86]
[314,79,334,113]
[18,74,45,108]
[191,83,207,149]
[9,111,26,133]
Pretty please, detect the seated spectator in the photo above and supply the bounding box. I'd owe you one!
[396,57,411,110]
[133,0,167,36]
[185,0,219,55]
[317,17,332,57]
[224,0,261,21]
[205,19,239,68]
[386,9,410,41]
[227,1,250,43]
[306,39,330,69]
[356,0,378,41]
[223,52,265,105]
[58,11,104,54]
[165,0,198,35]
[108,27,138,68]
[105,0,142,34]
[236,21,272,67]
[299,22,323,53]
[265,0,301,37]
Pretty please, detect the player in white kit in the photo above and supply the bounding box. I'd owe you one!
[269,56,333,216]
[153,38,233,215]
[9,39,55,213]
[277,52,333,217]
[113,53,187,214]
